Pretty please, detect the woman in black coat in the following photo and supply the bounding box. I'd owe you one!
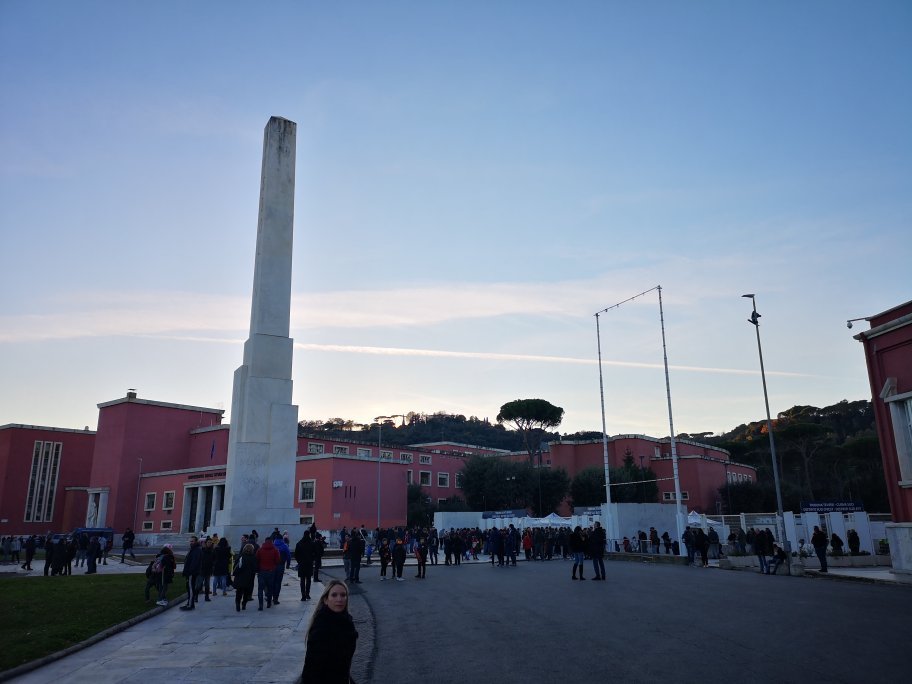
[212,538,232,596]
[232,543,257,612]
[301,579,358,683]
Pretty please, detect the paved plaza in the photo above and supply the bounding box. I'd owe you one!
[3,556,910,683]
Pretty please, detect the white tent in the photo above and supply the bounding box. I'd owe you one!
[688,510,724,527]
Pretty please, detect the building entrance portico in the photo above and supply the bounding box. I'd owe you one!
[182,483,224,534]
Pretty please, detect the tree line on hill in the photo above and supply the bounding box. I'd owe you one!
[300,397,889,520]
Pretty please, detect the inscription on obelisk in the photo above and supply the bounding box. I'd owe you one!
[215,117,301,542]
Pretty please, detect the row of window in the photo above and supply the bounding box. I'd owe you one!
[726,472,754,484]
[144,491,176,511]
[141,520,174,531]
[297,470,464,503]
[306,443,432,464]
[663,491,690,501]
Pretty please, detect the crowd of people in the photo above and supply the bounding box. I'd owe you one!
[2,530,115,575]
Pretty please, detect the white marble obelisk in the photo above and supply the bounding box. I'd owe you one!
[215,117,301,542]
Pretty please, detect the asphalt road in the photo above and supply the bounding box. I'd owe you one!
[344,558,910,684]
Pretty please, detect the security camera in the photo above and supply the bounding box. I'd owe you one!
[846,320,853,329]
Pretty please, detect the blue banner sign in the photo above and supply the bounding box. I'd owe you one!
[482,509,528,519]
[800,501,863,513]
[573,506,603,516]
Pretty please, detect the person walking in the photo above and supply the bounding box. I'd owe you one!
[295,530,315,601]
[312,533,325,583]
[590,521,607,580]
[272,532,292,604]
[180,536,202,610]
[121,527,136,563]
[233,543,257,611]
[391,538,406,581]
[300,580,358,683]
[378,538,392,580]
[811,525,829,573]
[255,536,281,610]
[22,535,36,570]
[570,526,586,580]
[414,537,428,579]
[212,537,231,596]
[348,530,364,584]
[199,537,214,601]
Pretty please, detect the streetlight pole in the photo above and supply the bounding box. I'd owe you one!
[742,294,787,549]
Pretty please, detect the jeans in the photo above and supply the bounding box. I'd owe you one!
[213,574,228,593]
[592,553,606,579]
[757,554,768,574]
[350,558,361,582]
[257,570,273,607]
[271,566,285,601]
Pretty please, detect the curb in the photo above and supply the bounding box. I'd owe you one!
[0,594,188,683]
[803,569,912,587]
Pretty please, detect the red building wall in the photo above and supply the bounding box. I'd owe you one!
[857,300,912,522]
[89,397,223,530]
[0,425,96,535]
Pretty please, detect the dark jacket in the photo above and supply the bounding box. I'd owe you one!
[295,536,315,576]
[213,539,231,576]
[233,552,257,590]
[200,545,214,575]
[301,605,358,683]
[182,543,202,577]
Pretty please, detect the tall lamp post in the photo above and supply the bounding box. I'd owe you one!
[742,294,787,550]
[374,414,405,531]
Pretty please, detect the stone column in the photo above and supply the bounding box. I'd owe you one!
[215,117,302,543]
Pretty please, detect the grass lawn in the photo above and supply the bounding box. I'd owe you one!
[0,574,184,673]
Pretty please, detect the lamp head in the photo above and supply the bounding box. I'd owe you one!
[846,320,853,329]
[741,293,755,299]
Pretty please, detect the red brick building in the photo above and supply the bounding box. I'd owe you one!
[853,299,912,579]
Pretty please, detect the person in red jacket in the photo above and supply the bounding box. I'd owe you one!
[255,537,281,610]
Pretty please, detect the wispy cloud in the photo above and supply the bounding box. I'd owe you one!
[294,343,812,378]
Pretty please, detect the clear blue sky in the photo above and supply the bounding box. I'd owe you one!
[1,1,909,437]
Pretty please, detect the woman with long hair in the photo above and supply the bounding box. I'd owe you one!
[301,579,358,683]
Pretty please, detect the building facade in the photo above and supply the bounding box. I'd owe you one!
[2,392,754,540]
[854,299,912,579]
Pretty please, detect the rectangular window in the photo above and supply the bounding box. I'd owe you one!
[419,454,432,465]
[438,498,448,505]
[298,479,316,503]
[380,450,393,460]
[23,441,62,523]
[681,491,690,501]
[455,472,464,489]
[144,492,156,511]
[437,472,450,488]
[419,471,431,486]
[357,447,371,458]
[160,520,173,531]
[163,491,175,510]
[407,470,413,485]
[300,515,315,525]
[332,445,349,455]
[308,443,325,455]
[142,521,153,531]
[400,452,413,463]
[663,492,673,501]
